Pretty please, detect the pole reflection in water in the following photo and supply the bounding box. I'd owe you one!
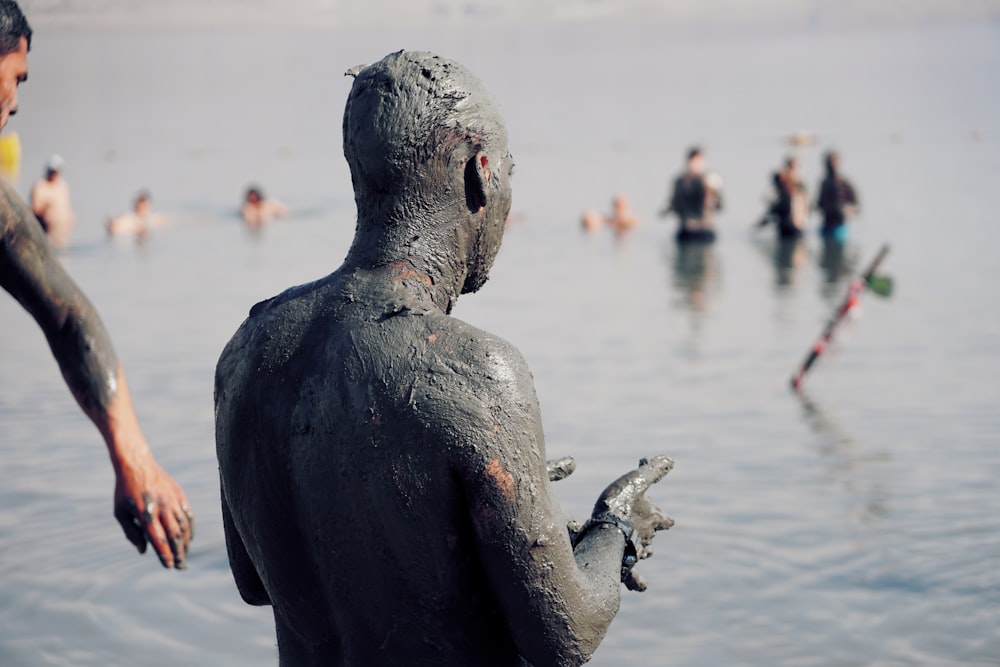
[796,390,892,526]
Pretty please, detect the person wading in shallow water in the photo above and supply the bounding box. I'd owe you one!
[215,50,674,666]
[0,0,193,569]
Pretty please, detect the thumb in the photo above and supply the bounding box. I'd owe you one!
[114,500,148,554]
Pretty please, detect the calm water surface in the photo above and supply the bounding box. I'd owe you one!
[0,18,998,667]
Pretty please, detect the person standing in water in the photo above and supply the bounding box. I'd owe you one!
[30,154,75,248]
[815,150,859,241]
[662,147,723,243]
[759,156,807,239]
[0,0,193,569]
[216,50,674,666]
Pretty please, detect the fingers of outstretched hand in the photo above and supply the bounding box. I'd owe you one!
[546,456,577,482]
[142,502,178,570]
[117,493,192,570]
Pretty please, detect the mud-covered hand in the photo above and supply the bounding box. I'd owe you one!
[546,456,577,482]
[591,456,674,591]
[113,459,194,570]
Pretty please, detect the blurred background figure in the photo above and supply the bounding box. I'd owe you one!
[30,154,75,248]
[815,150,859,242]
[661,146,722,244]
[608,192,639,237]
[580,192,639,237]
[580,208,603,232]
[758,156,807,239]
[107,190,167,238]
[241,185,288,227]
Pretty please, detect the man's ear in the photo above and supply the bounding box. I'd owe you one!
[464,151,490,214]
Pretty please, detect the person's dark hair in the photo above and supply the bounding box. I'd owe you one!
[0,0,31,56]
[687,147,702,161]
[134,190,151,206]
[824,151,839,173]
[245,186,263,202]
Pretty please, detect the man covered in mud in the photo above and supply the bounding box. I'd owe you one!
[0,0,192,568]
[216,50,673,666]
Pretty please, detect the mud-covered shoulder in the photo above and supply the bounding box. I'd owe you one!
[405,313,545,474]
[424,314,536,407]
[214,277,332,405]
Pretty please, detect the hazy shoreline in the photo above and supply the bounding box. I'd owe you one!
[19,0,1000,31]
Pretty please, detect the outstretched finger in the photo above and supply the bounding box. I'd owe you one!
[181,503,195,542]
[142,500,176,569]
[595,455,674,514]
[160,505,190,569]
[636,455,674,484]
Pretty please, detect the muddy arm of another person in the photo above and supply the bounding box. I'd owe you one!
[0,178,193,569]
[456,341,672,667]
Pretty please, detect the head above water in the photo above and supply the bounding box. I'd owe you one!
[342,50,513,304]
[245,186,263,205]
[134,190,151,213]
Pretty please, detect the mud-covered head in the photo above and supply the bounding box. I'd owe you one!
[343,50,513,297]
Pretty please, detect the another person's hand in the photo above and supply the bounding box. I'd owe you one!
[113,457,194,570]
[589,456,674,591]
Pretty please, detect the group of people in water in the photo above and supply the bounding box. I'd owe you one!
[756,151,859,242]
[582,146,860,245]
[26,154,289,247]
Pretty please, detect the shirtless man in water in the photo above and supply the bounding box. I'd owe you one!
[107,190,167,238]
[216,50,673,666]
[240,185,288,227]
[0,0,192,569]
[30,154,75,247]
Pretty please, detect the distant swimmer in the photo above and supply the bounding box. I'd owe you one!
[661,147,722,243]
[581,193,639,237]
[107,190,167,238]
[30,154,74,247]
[815,151,859,241]
[241,185,287,227]
[758,156,806,239]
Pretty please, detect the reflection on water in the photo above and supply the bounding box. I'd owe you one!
[668,239,718,313]
[818,238,858,298]
[772,236,808,289]
[796,390,891,526]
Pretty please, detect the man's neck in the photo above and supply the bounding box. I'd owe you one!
[345,217,469,315]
